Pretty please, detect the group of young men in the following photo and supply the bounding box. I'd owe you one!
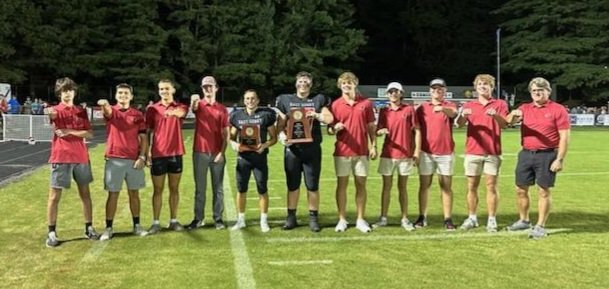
[44,72,570,247]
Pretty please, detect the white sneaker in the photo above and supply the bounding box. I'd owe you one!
[260,221,270,233]
[355,219,371,233]
[401,219,415,232]
[100,227,113,241]
[372,216,388,228]
[133,224,148,236]
[334,219,348,232]
[486,219,498,233]
[231,219,246,231]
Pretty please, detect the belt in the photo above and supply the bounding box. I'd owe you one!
[523,148,556,153]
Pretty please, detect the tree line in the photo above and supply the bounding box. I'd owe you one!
[1,0,608,105]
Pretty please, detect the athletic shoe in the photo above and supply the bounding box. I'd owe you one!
[459,218,479,230]
[528,225,547,239]
[46,231,59,248]
[185,219,204,230]
[401,219,415,232]
[372,216,388,228]
[167,221,184,231]
[486,219,498,233]
[100,227,113,241]
[148,223,161,235]
[231,219,246,231]
[282,214,298,230]
[309,215,321,233]
[355,219,371,233]
[215,220,226,230]
[413,216,428,228]
[506,220,531,231]
[444,219,456,231]
[85,226,99,240]
[334,219,348,232]
[260,221,270,233]
[133,224,148,236]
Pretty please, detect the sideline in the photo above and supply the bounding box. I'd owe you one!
[225,168,257,289]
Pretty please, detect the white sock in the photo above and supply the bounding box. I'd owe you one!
[170,218,178,224]
[488,216,496,223]
[238,213,245,221]
[260,213,268,223]
[469,214,478,222]
[152,220,160,225]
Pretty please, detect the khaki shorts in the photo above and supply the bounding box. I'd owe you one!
[104,158,146,192]
[378,158,414,176]
[49,163,93,189]
[334,156,369,177]
[418,152,454,176]
[464,154,502,176]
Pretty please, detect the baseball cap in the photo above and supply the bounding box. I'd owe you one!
[429,78,446,87]
[201,76,217,86]
[386,82,403,92]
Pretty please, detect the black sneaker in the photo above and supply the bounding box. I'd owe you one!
[444,219,456,231]
[413,216,428,228]
[186,219,203,230]
[214,220,226,230]
[282,214,298,230]
[309,216,321,233]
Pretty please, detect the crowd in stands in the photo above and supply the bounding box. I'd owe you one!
[0,95,48,115]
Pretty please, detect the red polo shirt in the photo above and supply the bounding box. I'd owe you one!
[48,103,91,164]
[377,104,419,158]
[146,101,187,158]
[519,100,570,150]
[105,106,146,159]
[462,98,508,155]
[416,100,456,155]
[193,99,229,154]
[330,95,375,156]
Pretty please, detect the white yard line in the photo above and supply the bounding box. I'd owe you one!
[268,260,333,266]
[265,228,571,243]
[225,168,257,289]
[247,196,281,200]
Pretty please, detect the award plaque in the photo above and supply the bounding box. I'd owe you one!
[286,107,313,144]
[239,124,261,152]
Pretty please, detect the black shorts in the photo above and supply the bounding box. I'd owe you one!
[284,144,322,191]
[236,152,268,194]
[515,149,558,188]
[151,156,183,176]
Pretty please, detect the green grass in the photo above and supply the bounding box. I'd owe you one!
[1,127,609,289]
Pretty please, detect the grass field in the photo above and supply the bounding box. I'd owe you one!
[1,127,609,289]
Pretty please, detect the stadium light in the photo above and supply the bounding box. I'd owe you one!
[496,27,501,99]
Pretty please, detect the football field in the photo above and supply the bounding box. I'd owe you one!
[1,127,608,289]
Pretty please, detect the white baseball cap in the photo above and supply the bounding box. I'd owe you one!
[386,82,403,92]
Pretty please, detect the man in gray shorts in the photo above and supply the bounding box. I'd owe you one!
[45,77,98,247]
[98,83,149,241]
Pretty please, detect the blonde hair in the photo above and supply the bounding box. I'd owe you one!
[528,77,552,92]
[473,74,496,90]
[336,72,359,88]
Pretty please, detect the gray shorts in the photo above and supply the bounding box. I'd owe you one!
[50,163,93,189]
[104,158,146,192]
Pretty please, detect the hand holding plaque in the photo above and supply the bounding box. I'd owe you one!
[239,124,261,152]
[286,107,313,144]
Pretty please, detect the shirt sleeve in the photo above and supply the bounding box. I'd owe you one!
[145,106,155,129]
[377,108,387,130]
[555,105,571,130]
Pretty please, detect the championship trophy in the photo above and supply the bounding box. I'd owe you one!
[239,124,261,152]
[286,107,313,144]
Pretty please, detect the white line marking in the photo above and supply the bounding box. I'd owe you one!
[80,241,109,263]
[268,260,333,266]
[225,168,257,289]
[266,228,571,243]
